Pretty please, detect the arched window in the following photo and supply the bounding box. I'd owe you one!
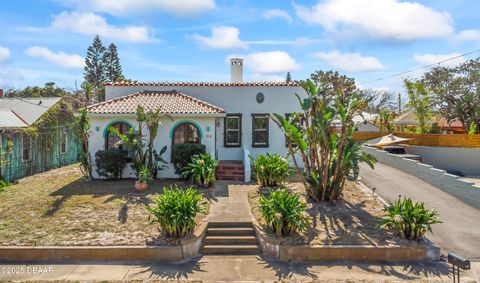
[172,122,200,145]
[105,122,131,150]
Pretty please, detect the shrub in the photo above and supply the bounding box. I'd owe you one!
[380,196,441,241]
[259,189,308,237]
[251,153,292,187]
[0,180,11,193]
[146,185,207,238]
[171,143,206,173]
[95,149,128,179]
[182,153,219,188]
[137,166,153,184]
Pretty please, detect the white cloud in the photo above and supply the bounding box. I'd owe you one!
[59,0,215,16]
[413,53,465,67]
[453,29,480,43]
[294,0,453,41]
[25,46,84,68]
[0,46,10,63]
[51,11,151,43]
[236,51,301,74]
[263,9,292,23]
[313,50,384,72]
[191,26,248,49]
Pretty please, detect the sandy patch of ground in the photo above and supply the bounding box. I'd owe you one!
[0,164,210,246]
[248,177,407,246]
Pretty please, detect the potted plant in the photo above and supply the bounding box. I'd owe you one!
[135,166,153,192]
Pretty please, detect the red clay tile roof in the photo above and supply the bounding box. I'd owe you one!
[87,90,225,115]
[104,81,300,87]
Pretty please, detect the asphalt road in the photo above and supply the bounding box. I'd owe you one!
[360,162,480,261]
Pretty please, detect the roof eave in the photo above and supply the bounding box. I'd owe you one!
[88,112,226,118]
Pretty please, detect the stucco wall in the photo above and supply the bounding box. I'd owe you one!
[89,115,216,179]
[105,85,306,161]
[363,146,480,209]
[402,145,480,175]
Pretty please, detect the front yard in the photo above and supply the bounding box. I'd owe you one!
[0,164,210,246]
[249,176,406,246]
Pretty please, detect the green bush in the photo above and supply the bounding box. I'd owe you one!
[137,166,153,184]
[380,196,441,241]
[259,189,308,237]
[171,143,206,173]
[95,150,128,179]
[146,185,207,238]
[182,153,219,188]
[0,180,11,193]
[251,153,292,187]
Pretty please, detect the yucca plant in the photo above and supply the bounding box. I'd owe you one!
[259,189,309,237]
[146,186,207,238]
[380,196,441,241]
[251,153,292,187]
[182,153,219,188]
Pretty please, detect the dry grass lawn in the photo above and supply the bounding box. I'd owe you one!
[249,177,407,246]
[0,164,211,246]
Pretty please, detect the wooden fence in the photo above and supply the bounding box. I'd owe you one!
[353,132,480,148]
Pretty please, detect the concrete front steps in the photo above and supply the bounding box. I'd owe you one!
[201,222,260,255]
[216,160,244,181]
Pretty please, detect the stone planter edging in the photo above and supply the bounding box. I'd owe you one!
[253,222,440,262]
[0,222,208,262]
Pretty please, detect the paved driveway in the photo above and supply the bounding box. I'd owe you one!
[360,163,480,260]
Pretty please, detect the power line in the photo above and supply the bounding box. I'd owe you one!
[359,48,480,86]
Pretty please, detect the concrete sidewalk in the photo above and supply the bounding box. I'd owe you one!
[1,255,473,282]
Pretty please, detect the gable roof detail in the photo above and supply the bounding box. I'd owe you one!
[0,97,62,128]
[105,81,300,87]
[87,90,225,115]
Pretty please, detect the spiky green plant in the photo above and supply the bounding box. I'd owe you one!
[137,166,153,184]
[259,189,309,237]
[251,153,293,187]
[182,153,219,188]
[380,196,441,241]
[146,186,207,238]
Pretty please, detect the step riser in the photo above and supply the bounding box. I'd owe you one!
[208,222,253,228]
[207,230,255,236]
[201,246,261,255]
[216,177,244,181]
[216,170,244,175]
[205,239,258,245]
[218,166,244,171]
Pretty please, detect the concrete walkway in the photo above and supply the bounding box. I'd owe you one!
[205,181,254,223]
[360,162,480,260]
[0,256,467,282]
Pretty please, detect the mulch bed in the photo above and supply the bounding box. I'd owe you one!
[248,177,409,246]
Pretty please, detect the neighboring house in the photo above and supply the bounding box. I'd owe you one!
[86,58,306,179]
[334,112,379,132]
[0,94,80,182]
[394,111,465,133]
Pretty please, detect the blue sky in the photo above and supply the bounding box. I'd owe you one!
[1,0,480,92]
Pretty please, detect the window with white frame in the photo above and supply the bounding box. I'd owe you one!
[224,114,242,147]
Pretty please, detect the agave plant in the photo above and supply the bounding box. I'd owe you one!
[259,189,309,237]
[380,196,441,241]
[146,185,207,238]
[182,153,219,188]
[250,153,293,187]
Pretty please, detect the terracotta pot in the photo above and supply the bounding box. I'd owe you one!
[135,181,149,192]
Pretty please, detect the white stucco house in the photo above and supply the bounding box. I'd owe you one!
[86,58,306,180]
